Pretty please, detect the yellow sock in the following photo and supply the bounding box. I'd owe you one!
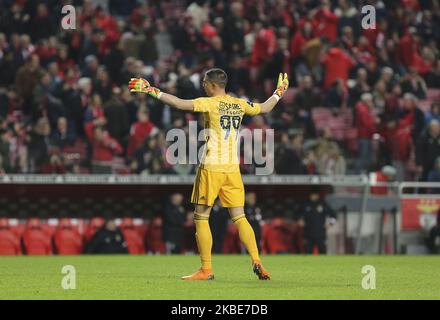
[194,213,213,270]
[232,214,260,262]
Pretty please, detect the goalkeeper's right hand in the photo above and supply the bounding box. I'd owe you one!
[128,78,162,99]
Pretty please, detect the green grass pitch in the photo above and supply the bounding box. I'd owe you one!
[0,255,439,300]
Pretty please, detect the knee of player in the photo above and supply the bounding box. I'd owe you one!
[194,205,212,220]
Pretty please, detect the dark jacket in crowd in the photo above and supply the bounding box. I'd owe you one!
[50,130,76,149]
[57,87,83,137]
[162,202,186,249]
[297,199,336,239]
[84,226,128,254]
[293,88,322,113]
[275,146,306,174]
[397,107,426,142]
[103,97,129,146]
[245,204,263,251]
[427,211,440,254]
[416,131,440,180]
[428,225,440,254]
[27,131,48,169]
[209,204,229,253]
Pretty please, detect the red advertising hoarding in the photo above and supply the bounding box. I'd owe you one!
[401,198,440,230]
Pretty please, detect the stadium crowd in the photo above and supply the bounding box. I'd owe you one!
[0,0,439,181]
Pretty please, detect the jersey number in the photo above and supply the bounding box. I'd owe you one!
[220,115,241,139]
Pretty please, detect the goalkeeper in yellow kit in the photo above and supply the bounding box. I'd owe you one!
[129,69,289,280]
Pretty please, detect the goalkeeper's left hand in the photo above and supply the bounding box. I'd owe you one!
[128,78,162,99]
[273,73,289,99]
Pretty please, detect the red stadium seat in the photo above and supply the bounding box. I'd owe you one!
[222,224,241,254]
[5,219,25,239]
[120,218,145,254]
[112,158,131,174]
[53,218,83,255]
[182,221,197,254]
[291,222,305,254]
[145,217,166,254]
[22,218,52,255]
[43,219,58,238]
[261,218,293,254]
[312,107,354,142]
[85,217,105,241]
[0,218,21,255]
[75,219,87,237]
[136,222,149,240]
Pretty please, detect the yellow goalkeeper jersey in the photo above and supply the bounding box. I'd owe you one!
[193,94,261,173]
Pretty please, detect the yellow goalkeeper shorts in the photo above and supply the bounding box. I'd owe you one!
[191,167,245,207]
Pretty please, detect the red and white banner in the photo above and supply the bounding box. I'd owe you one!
[401,198,440,231]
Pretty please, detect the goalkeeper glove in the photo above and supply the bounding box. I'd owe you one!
[128,78,162,99]
[273,73,289,101]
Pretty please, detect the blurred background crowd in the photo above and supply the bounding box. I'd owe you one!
[0,0,439,182]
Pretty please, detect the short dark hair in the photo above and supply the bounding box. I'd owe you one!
[205,68,228,88]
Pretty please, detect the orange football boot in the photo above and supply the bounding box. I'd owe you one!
[181,268,214,280]
[252,261,271,280]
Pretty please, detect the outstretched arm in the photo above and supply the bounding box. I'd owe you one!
[259,95,280,114]
[259,73,289,114]
[156,92,194,111]
[128,78,194,111]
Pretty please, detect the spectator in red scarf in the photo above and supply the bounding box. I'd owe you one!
[290,21,315,61]
[355,93,377,173]
[127,106,158,157]
[388,123,413,182]
[84,117,123,173]
[412,46,435,77]
[385,83,402,117]
[382,93,425,180]
[56,45,75,79]
[35,39,57,67]
[353,36,376,65]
